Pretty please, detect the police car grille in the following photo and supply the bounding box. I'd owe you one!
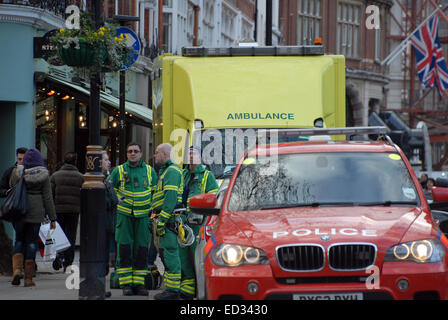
[328,244,376,270]
[277,245,324,271]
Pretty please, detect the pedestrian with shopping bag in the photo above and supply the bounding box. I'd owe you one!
[9,148,57,287]
[50,152,84,272]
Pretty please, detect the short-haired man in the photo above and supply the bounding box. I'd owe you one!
[50,152,84,272]
[152,143,184,300]
[0,147,27,197]
[110,142,157,296]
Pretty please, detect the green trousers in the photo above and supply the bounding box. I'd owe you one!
[158,220,182,293]
[179,223,201,297]
[115,213,151,288]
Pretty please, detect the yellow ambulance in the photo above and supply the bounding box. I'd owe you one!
[151,45,346,178]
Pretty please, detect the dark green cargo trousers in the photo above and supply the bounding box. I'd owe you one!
[115,213,151,288]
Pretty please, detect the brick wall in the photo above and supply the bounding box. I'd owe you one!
[236,0,256,20]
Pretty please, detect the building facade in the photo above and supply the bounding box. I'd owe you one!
[279,0,393,126]
[0,0,155,175]
[159,0,281,54]
[386,0,448,170]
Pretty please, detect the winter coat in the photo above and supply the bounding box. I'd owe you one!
[50,164,84,214]
[10,165,57,224]
[104,176,118,233]
[0,164,16,197]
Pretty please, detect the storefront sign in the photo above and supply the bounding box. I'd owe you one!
[34,29,64,66]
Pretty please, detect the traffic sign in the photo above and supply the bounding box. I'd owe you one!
[116,27,141,70]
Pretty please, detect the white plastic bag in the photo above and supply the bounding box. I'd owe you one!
[39,221,71,253]
[42,229,56,262]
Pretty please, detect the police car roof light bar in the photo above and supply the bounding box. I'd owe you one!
[258,126,389,138]
[181,45,324,57]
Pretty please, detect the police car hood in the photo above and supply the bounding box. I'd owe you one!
[228,206,431,251]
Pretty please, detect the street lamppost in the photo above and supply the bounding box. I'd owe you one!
[79,0,106,300]
[110,15,140,164]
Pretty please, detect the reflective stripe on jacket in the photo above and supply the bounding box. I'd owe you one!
[183,165,219,213]
[110,160,157,218]
[151,160,184,223]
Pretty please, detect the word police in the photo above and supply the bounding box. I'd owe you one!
[273,228,378,239]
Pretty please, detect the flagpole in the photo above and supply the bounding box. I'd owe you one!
[428,0,448,24]
[381,7,441,66]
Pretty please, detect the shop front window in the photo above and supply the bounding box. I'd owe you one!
[35,90,57,173]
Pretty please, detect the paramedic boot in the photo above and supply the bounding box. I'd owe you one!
[122,286,134,296]
[24,260,36,287]
[133,286,149,296]
[11,253,23,286]
[154,290,181,300]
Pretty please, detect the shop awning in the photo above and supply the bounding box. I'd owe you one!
[46,75,153,124]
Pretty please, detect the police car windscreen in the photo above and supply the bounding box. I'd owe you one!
[227,152,419,212]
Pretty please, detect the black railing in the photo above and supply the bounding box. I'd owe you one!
[0,0,80,18]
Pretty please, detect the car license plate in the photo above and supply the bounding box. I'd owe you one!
[293,293,363,300]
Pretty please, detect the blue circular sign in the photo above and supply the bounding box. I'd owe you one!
[116,27,141,70]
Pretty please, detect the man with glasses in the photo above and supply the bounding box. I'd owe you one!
[110,142,157,296]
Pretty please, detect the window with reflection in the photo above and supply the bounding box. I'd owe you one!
[228,152,419,212]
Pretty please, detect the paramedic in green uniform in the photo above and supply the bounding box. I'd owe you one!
[179,147,219,299]
[152,143,184,300]
[109,142,157,296]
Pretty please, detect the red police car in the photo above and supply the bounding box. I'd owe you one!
[190,127,448,300]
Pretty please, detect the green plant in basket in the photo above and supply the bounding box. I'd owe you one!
[51,13,133,73]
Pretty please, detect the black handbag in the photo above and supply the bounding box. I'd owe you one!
[0,170,28,222]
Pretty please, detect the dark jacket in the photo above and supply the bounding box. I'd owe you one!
[10,165,57,224]
[50,164,84,214]
[104,176,118,233]
[0,164,15,197]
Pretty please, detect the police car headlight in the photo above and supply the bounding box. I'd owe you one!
[211,244,269,267]
[385,239,445,263]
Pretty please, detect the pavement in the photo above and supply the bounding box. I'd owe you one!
[0,249,165,300]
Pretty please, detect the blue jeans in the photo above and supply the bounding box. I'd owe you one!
[13,221,40,260]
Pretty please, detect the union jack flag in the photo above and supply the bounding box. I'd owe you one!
[410,14,448,95]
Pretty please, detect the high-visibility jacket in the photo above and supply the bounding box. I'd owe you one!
[110,160,157,218]
[151,160,183,224]
[183,165,219,212]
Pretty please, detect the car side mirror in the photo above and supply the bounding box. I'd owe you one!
[432,186,448,203]
[190,193,220,216]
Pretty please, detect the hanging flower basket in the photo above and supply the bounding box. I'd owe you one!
[57,41,95,67]
[51,13,132,74]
